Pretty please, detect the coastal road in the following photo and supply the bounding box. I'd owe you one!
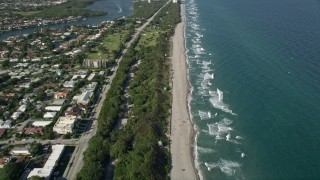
[65,1,171,179]
[64,84,108,179]
[0,138,78,145]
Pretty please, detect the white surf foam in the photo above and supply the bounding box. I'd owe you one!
[226,133,231,141]
[199,110,212,120]
[204,72,214,80]
[236,136,244,140]
[209,89,236,115]
[207,118,233,138]
[197,146,215,153]
[204,159,241,176]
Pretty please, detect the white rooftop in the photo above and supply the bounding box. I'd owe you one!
[17,104,27,112]
[32,121,52,127]
[11,112,22,120]
[45,106,62,112]
[63,80,76,88]
[27,145,65,179]
[43,112,57,118]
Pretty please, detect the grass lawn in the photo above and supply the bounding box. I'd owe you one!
[136,29,162,50]
[12,11,42,16]
[86,30,130,60]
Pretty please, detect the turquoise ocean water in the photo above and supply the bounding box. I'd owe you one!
[185,0,320,179]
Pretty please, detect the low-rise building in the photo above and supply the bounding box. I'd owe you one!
[0,120,12,128]
[87,73,95,81]
[0,129,7,138]
[43,112,57,119]
[32,121,52,127]
[64,104,83,117]
[72,70,88,80]
[27,145,65,179]
[19,82,31,88]
[99,71,105,76]
[45,106,62,112]
[51,99,66,106]
[11,112,22,120]
[53,115,77,134]
[17,104,27,112]
[54,92,67,99]
[76,91,93,106]
[63,80,76,88]
[11,147,30,156]
[85,82,98,92]
[53,88,70,99]
[24,127,44,135]
[0,157,10,168]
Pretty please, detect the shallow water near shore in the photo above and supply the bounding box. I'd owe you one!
[185,0,320,179]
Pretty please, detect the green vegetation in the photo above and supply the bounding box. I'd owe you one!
[77,1,181,179]
[0,162,25,180]
[135,29,164,50]
[29,142,42,157]
[12,11,42,16]
[2,0,106,18]
[112,3,180,179]
[77,42,138,180]
[87,30,131,60]
[32,0,106,18]
[133,1,166,19]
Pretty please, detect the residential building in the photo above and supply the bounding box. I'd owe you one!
[27,145,65,179]
[0,120,12,128]
[99,71,105,76]
[43,112,57,119]
[54,91,68,99]
[11,147,30,156]
[72,70,88,80]
[17,104,27,112]
[32,121,52,127]
[65,104,83,117]
[87,73,95,81]
[77,91,93,106]
[85,82,98,92]
[53,115,77,134]
[51,99,66,106]
[63,80,76,88]
[0,157,10,168]
[24,127,44,135]
[0,129,6,138]
[45,106,62,112]
[11,112,22,120]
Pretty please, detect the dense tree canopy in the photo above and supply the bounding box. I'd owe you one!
[77,2,180,179]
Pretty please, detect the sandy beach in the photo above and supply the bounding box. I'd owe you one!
[170,3,198,180]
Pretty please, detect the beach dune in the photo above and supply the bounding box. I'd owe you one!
[170,3,198,180]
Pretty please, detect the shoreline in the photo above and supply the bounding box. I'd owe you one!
[170,2,199,180]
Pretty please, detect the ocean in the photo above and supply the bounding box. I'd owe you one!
[185,0,320,179]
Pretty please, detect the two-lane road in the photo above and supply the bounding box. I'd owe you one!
[65,1,171,179]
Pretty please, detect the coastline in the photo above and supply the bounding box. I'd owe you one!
[170,3,199,180]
